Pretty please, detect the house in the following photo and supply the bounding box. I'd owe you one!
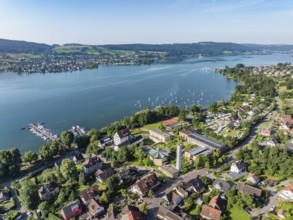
[278,184,293,202]
[148,148,169,166]
[247,174,260,185]
[208,195,227,212]
[236,183,262,198]
[230,160,246,173]
[162,190,183,209]
[98,136,113,148]
[200,205,222,220]
[180,177,205,193]
[113,128,132,146]
[0,190,10,201]
[80,199,105,220]
[179,129,193,141]
[213,179,233,192]
[186,132,225,150]
[173,186,188,199]
[131,173,160,197]
[60,200,83,220]
[118,166,138,182]
[79,185,100,205]
[159,164,178,178]
[83,156,103,175]
[121,206,143,220]
[103,211,118,220]
[38,182,59,200]
[157,206,190,220]
[149,129,172,143]
[73,153,85,164]
[95,168,115,183]
[260,127,272,137]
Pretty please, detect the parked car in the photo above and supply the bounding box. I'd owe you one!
[270,205,276,212]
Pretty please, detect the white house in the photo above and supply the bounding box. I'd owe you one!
[247,174,260,185]
[113,128,132,146]
[230,160,246,173]
[278,184,293,202]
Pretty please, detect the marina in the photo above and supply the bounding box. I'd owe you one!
[26,123,60,142]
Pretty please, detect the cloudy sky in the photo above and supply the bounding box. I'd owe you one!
[0,0,293,45]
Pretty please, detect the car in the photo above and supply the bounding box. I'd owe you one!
[270,205,276,212]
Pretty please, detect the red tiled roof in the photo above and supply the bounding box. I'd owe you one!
[163,118,179,125]
[200,205,222,220]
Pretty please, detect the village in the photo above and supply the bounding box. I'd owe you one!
[1,63,293,220]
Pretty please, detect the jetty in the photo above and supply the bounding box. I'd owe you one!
[69,125,87,137]
[27,123,60,142]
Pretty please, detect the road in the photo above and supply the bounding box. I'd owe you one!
[145,169,208,219]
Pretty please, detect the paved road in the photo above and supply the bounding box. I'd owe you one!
[145,169,208,219]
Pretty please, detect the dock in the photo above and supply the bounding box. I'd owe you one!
[27,123,60,142]
[69,125,87,137]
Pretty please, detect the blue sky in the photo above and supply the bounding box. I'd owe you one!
[0,0,293,44]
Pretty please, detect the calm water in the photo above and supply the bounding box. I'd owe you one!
[0,54,292,153]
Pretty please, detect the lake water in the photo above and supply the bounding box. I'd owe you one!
[0,54,292,153]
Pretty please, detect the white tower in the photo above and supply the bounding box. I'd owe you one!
[176,145,182,172]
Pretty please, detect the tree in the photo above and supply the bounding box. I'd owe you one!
[100,191,110,204]
[19,180,39,210]
[105,174,120,191]
[23,151,38,164]
[38,201,51,217]
[139,202,148,215]
[39,144,54,161]
[148,190,153,198]
[0,148,22,178]
[209,102,218,113]
[60,159,78,180]
[61,131,74,146]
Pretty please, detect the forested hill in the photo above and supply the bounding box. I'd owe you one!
[0,38,52,54]
[101,42,256,56]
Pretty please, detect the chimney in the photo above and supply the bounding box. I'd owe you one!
[176,145,182,172]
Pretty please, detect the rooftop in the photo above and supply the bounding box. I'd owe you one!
[188,132,225,149]
[149,148,169,159]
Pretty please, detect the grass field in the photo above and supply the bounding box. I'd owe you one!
[229,206,252,220]
[143,122,162,130]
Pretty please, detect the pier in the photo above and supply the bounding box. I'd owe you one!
[27,123,60,142]
[69,125,87,137]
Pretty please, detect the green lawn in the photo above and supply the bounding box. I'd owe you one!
[230,206,252,220]
[143,122,162,130]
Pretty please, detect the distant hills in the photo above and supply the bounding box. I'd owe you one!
[0,38,293,56]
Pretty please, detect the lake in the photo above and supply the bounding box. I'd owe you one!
[0,53,292,153]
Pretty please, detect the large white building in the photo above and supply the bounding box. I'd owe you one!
[113,128,132,146]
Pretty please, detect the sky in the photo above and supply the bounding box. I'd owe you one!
[0,0,293,45]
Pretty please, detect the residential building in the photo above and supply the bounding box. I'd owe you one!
[149,129,172,143]
[80,199,104,220]
[120,206,143,220]
[230,160,246,173]
[179,129,193,141]
[200,205,222,220]
[38,182,59,200]
[173,185,188,199]
[79,185,100,205]
[98,136,113,148]
[159,164,178,178]
[278,184,293,202]
[236,182,262,198]
[213,179,233,192]
[186,132,225,151]
[148,148,169,166]
[113,128,132,146]
[95,168,115,183]
[73,153,85,164]
[131,173,160,197]
[179,177,205,193]
[277,210,286,219]
[247,174,260,185]
[83,156,103,175]
[208,195,227,212]
[157,206,190,220]
[162,190,183,210]
[60,200,83,220]
[0,190,10,201]
[118,166,138,182]
[260,127,272,137]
